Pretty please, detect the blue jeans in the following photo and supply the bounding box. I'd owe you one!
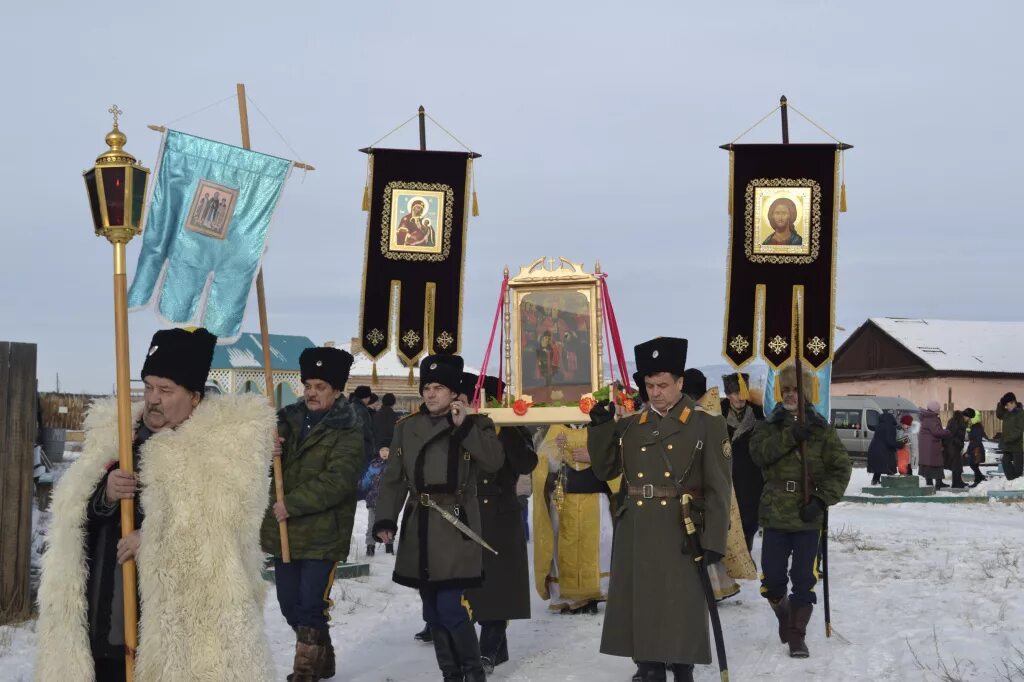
[760,528,820,607]
[274,558,336,628]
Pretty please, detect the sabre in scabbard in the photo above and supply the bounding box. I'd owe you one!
[681,494,729,682]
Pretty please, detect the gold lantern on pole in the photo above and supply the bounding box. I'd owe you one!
[82,104,149,681]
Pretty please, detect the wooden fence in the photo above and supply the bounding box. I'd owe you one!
[39,392,106,430]
[0,342,36,623]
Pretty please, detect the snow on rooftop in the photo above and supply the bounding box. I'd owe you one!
[226,347,261,368]
[871,317,1024,374]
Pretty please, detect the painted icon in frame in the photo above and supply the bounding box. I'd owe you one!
[185,179,239,240]
[517,288,594,404]
[388,189,445,255]
[753,186,812,256]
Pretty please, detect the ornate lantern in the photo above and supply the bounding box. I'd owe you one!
[83,105,150,244]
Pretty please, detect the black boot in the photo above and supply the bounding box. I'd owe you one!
[479,620,507,673]
[320,628,335,679]
[769,595,790,644]
[366,544,375,557]
[636,661,667,681]
[788,604,814,658]
[414,623,434,643]
[431,627,463,682]
[449,621,486,682]
[935,479,948,490]
[951,470,967,489]
[385,542,395,554]
[668,663,694,682]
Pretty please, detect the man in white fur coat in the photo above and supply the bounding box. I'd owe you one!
[35,327,277,682]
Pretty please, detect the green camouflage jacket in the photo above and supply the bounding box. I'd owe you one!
[260,398,365,561]
[750,404,852,532]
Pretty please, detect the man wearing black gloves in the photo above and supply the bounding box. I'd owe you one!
[750,361,851,659]
[587,337,732,682]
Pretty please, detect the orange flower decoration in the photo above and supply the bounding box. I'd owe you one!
[621,397,635,413]
[512,398,531,416]
[579,396,598,414]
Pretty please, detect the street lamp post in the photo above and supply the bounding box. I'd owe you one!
[82,105,150,681]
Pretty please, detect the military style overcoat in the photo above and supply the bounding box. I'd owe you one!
[465,426,537,620]
[373,409,505,589]
[588,395,732,664]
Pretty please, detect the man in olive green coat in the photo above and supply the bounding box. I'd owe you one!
[260,346,365,681]
[373,354,504,682]
[996,392,1023,480]
[588,337,732,682]
[750,361,851,659]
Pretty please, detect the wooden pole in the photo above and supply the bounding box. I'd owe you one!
[112,242,138,679]
[780,95,790,144]
[237,82,290,562]
[0,342,36,624]
[418,105,426,151]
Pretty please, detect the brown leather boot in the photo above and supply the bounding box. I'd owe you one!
[787,604,814,658]
[292,625,326,681]
[769,596,790,644]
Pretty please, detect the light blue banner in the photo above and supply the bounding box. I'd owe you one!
[764,361,832,420]
[128,129,291,342]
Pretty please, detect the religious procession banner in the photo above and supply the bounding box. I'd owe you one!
[359,148,474,373]
[722,143,845,371]
[127,129,293,342]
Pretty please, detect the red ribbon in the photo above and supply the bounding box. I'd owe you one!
[473,274,509,408]
[599,274,632,393]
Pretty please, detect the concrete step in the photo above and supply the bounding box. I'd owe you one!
[861,485,934,497]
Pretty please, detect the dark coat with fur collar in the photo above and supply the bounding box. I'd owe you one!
[372,408,504,589]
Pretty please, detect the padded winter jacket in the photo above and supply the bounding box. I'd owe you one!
[260,398,365,561]
[750,404,852,532]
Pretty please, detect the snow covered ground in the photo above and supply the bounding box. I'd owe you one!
[4,468,1024,681]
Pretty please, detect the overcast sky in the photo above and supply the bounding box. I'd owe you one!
[2,1,1021,394]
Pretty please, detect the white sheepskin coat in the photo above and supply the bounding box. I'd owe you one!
[35,394,277,681]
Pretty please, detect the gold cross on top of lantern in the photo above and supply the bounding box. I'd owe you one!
[83,104,151,244]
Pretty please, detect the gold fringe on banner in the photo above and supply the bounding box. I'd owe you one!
[728,147,735,216]
[361,154,374,211]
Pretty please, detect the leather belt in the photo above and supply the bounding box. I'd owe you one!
[418,492,460,506]
[766,479,802,493]
[626,484,704,500]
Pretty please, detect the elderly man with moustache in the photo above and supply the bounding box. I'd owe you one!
[36,328,278,682]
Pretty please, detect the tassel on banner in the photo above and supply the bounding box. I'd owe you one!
[737,372,750,401]
[774,377,783,404]
[371,360,379,386]
[361,183,370,211]
[472,190,479,217]
[408,365,415,386]
[840,183,848,212]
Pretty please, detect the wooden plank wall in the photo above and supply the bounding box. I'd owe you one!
[0,342,37,623]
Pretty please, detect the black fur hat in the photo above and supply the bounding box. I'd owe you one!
[351,385,372,401]
[141,327,217,393]
[1001,392,1018,406]
[633,337,687,379]
[300,347,354,391]
[459,372,479,400]
[683,368,707,400]
[419,354,464,394]
[633,371,648,404]
[722,373,750,396]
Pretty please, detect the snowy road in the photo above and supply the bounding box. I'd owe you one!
[5,469,1024,681]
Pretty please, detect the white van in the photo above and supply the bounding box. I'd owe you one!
[830,395,919,456]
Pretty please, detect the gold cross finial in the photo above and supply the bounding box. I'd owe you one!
[546,257,558,270]
[108,104,123,128]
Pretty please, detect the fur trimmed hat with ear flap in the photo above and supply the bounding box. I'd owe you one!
[300,347,354,391]
[419,354,464,394]
[141,327,217,393]
[683,368,707,401]
[776,361,819,404]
